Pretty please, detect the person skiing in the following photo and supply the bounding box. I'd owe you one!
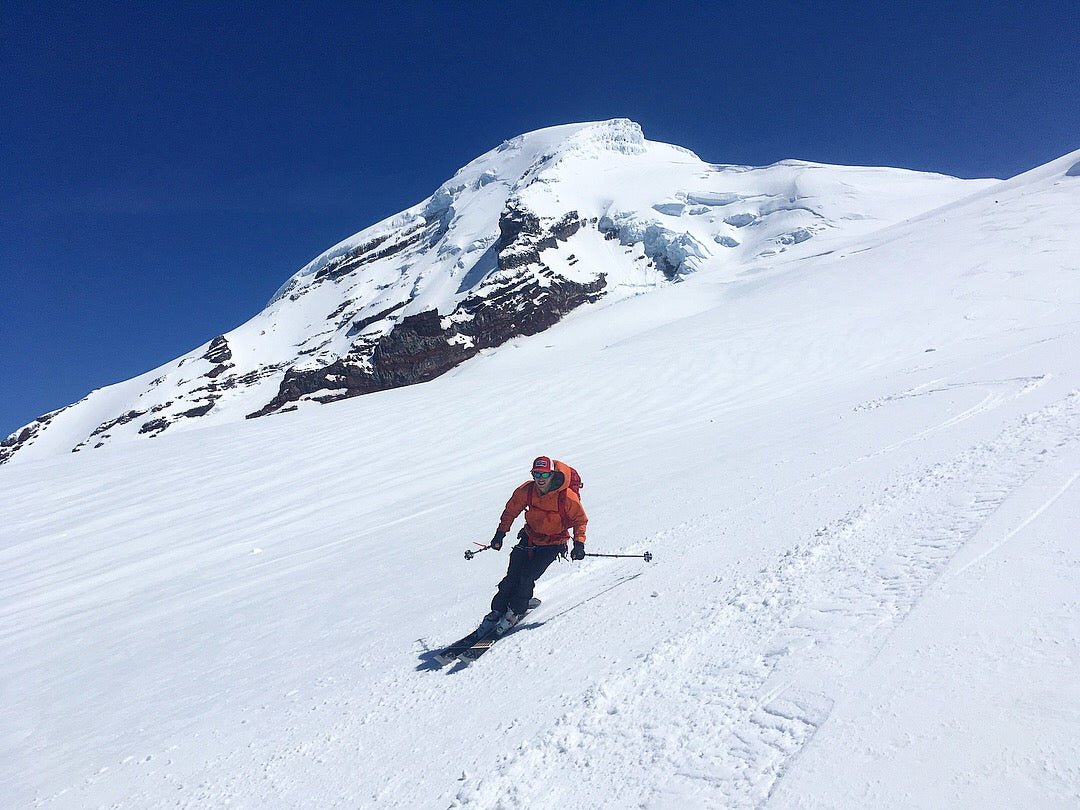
[478,455,588,636]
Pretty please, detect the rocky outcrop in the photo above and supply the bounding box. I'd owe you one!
[203,336,233,379]
[247,199,607,418]
[497,203,585,271]
[0,409,65,463]
[313,221,438,285]
[248,310,469,416]
[203,335,232,365]
[249,272,606,418]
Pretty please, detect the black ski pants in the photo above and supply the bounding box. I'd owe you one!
[491,540,563,616]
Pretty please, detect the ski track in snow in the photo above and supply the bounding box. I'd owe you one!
[450,391,1080,809]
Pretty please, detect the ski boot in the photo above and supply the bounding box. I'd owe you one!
[494,609,524,636]
[476,610,502,636]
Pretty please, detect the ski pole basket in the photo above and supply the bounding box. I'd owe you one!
[464,543,491,561]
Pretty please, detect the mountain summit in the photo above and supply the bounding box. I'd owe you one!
[2,119,991,463]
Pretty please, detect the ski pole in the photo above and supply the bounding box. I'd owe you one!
[583,551,653,562]
[464,543,491,561]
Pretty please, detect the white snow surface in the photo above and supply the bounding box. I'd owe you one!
[3,143,1080,808]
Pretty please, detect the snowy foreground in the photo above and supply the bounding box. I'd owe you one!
[4,151,1080,808]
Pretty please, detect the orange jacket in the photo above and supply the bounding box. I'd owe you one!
[498,460,588,546]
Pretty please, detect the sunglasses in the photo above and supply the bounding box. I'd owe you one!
[532,471,553,480]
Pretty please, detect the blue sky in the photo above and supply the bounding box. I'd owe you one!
[2,1,1077,437]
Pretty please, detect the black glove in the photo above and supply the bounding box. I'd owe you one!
[570,541,585,561]
[490,530,506,551]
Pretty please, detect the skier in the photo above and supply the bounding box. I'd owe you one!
[478,455,588,635]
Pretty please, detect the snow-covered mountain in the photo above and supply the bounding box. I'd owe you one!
[1,119,995,464]
[3,133,1080,807]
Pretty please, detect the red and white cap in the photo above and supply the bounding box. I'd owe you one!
[531,456,554,473]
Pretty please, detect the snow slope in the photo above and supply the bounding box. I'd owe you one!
[2,148,1079,808]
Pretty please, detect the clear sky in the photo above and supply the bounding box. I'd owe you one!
[2,0,1077,438]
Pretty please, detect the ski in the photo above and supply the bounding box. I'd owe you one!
[456,597,541,664]
[435,597,541,666]
[433,629,484,665]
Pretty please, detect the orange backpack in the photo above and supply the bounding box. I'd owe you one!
[556,464,583,528]
[564,463,583,496]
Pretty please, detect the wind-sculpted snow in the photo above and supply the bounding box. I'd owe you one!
[1,120,999,464]
[2,143,1079,806]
